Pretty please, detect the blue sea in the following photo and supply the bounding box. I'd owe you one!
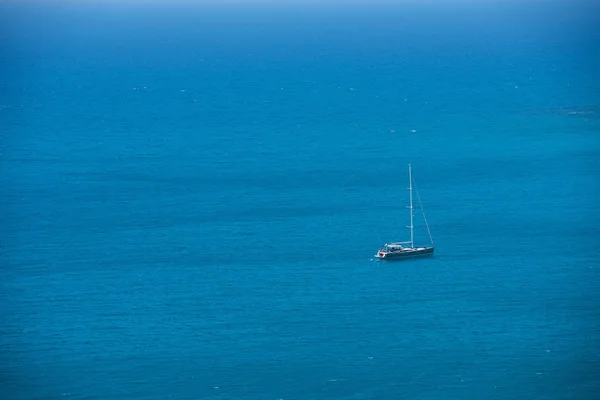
[1,1,599,399]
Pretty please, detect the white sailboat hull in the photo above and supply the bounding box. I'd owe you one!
[375,246,434,260]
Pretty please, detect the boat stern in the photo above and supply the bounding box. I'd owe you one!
[375,250,387,259]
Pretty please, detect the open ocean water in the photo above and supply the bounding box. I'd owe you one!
[1,1,599,399]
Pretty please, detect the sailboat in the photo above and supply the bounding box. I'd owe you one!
[375,164,435,260]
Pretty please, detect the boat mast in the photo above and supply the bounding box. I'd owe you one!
[408,163,414,248]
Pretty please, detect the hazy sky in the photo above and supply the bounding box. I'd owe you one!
[0,0,587,10]
[0,0,558,4]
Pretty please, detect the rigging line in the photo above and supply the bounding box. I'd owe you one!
[412,175,434,246]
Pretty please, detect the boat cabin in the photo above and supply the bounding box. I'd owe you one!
[377,242,409,254]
